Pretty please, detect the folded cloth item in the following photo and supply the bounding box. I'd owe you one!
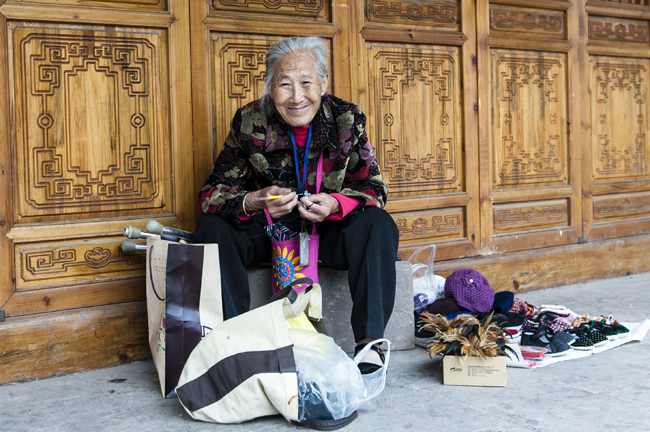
[508,297,528,316]
[539,305,580,323]
[443,269,494,313]
[426,297,461,316]
[492,291,515,314]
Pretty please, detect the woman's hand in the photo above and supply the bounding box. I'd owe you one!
[245,186,298,218]
[297,193,341,223]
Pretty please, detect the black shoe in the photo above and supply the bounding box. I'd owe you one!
[354,343,385,375]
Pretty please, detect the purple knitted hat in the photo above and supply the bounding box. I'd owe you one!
[443,269,494,313]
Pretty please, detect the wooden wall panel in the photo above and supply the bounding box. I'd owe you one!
[15,237,145,290]
[478,0,580,255]
[212,35,285,156]
[589,57,649,181]
[367,44,463,196]
[212,0,329,20]
[493,200,569,234]
[584,0,650,240]
[365,0,459,30]
[394,208,465,244]
[1,0,192,321]
[3,0,167,11]
[588,16,650,43]
[490,50,568,188]
[361,0,479,261]
[490,5,566,39]
[11,24,171,222]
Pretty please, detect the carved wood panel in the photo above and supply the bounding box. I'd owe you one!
[367,44,463,197]
[212,0,329,21]
[598,0,649,5]
[394,208,464,244]
[593,193,650,222]
[493,200,568,234]
[8,0,166,9]
[491,50,568,187]
[489,5,566,40]
[12,25,170,221]
[212,35,287,156]
[16,237,145,290]
[588,16,650,44]
[589,57,649,181]
[365,0,459,30]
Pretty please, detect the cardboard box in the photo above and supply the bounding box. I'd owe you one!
[442,355,506,387]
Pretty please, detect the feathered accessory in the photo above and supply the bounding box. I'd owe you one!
[419,312,515,360]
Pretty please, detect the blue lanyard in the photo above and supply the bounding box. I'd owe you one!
[287,125,312,194]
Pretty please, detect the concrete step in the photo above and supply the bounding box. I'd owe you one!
[248,261,415,353]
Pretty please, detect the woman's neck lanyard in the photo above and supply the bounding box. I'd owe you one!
[287,125,312,195]
[288,124,313,268]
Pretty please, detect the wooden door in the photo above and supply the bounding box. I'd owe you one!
[582,0,650,241]
[476,0,583,254]
[190,0,480,263]
[0,0,193,318]
[358,1,480,262]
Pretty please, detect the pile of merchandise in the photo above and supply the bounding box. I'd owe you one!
[414,268,631,367]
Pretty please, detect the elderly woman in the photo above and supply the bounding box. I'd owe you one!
[195,36,399,373]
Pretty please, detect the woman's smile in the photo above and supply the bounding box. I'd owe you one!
[271,51,329,127]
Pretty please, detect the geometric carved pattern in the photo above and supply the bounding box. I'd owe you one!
[17,239,145,290]
[223,44,267,108]
[213,0,327,19]
[366,0,458,28]
[212,36,285,155]
[589,17,650,43]
[394,208,464,244]
[21,0,165,9]
[593,194,650,221]
[14,28,166,216]
[490,6,565,38]
[493,201,568,234]
[600,0,649,5]
[369,46,462,195]
[590,57,649,180]
[492,50,568,186]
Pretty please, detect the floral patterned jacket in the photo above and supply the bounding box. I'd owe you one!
[197,94,389,227]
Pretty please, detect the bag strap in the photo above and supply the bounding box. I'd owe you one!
[267,278,313,304]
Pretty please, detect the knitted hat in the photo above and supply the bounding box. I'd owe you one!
[426,297,461,316]
[492,291,515,314]
[443,269,494,313]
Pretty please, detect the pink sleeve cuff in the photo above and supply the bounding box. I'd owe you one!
[238,212,253,221]
[325,193,361,221]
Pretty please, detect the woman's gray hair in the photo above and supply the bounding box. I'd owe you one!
[261,36,330,112]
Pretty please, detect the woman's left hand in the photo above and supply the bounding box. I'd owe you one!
[297,193,341,223]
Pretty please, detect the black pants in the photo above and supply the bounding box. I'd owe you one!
[194,207,399,342]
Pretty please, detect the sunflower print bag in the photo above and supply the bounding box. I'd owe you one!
[264,210,319,294]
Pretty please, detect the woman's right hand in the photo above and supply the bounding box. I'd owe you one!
[245,186,298,218]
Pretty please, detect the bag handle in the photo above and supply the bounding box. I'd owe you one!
[267,278,313,304]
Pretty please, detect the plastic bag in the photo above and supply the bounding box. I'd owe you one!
[289,329,391,421]
[408,245,444,311]
[353,339,391,410]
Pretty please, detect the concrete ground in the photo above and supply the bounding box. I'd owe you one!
[1,273,649,432]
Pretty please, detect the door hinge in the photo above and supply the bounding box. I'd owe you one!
[578,236,589,244]
[0,310,5,322]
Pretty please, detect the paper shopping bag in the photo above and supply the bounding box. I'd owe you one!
[146,237,223,398]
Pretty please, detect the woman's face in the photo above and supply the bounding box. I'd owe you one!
[271,51,329,128]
